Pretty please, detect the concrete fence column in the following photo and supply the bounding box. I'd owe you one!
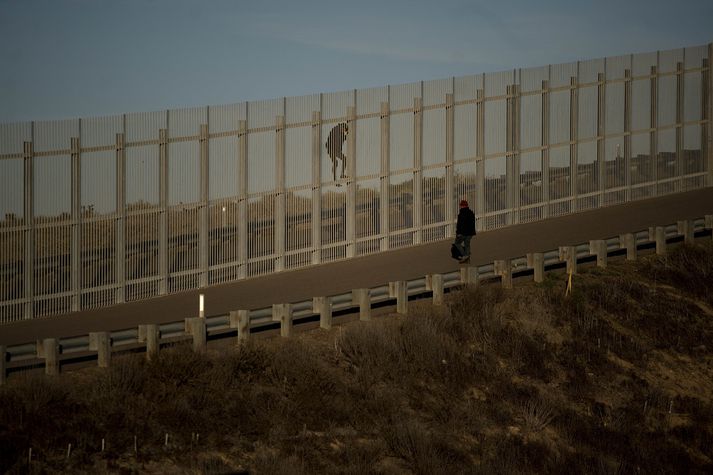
[559,246,578,275]
[313,296,333,330]
[527,252,545,283]
[272,304,293,337]
[677,220,694,244]
[185,318,207,353]
[706,215,713,240]
[0,345,6,386]
[460,266,479,286]
[589,240,608,268]
[352,289,371,321]
[651,226,667,255]
[390,281,408,315]
[494,259,513,289]
[426,274,444,305]
[89,332,111,368]
[37,338,60,376]
[620,233,637,261]
[229,310,250,342]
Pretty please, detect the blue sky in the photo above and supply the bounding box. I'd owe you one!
[0,0,711,123]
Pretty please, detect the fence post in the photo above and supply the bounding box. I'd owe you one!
[352,289,371,321]
[624,68,632,202]
[199,123,210,287]
[229,310,250,342]
[89,332,111,368]
[238,119,249,278]
[542,78,551,218]
[494,259,513,289]
[158,127,169,294]
[0,345,6,386]
[272,304,293,337]
[185,318,207,353]
[139,324,160,361]
[346,104,357,258]
[426,274,444,305]
[313,296,332,330]
[559,246,577,275]
[527,252,545,283]
[116,130,126,303]
[311,110,323,265]
[570,75,579,212]
[589,240,607,268]
[677,220,694,244]
[275,113,286,271]
[390,281,408,315]
[651,226,667,255]
[620,233,637,261]
[380,101,391,251]
[413,96,423,244]
[706,215,713,240]
[70,136,81,312]
[23,141,34,320]
[460,266,478,286]
[445,92,456,236]
[37,338,60,376]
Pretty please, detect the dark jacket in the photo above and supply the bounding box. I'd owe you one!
[326,123,348,155]
[456,207,476,236]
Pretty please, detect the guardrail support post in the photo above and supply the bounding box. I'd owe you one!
[589,240,607,268]
[139,324,160,361]
[0,345,6,386]
[229,310,250,342]
[89,332,111,368]
[620,233,637,261]
[185,318,207,353]
[677,220,694,244]
[706,215,713,240]
[426,274,444,305]
[494,260,513,289]
[313,297,332,330]
[459,266,478,286]
[272,304,293,337]
[559,246,577,275]
[650,226,666,255]
[37,338,60,376]
[352,289,371,321]
[390,281,408,315]
[527,253,545,283]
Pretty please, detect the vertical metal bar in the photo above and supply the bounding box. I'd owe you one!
[624,68,632,201]
[311,110,322,264]
[158,125,168,294]
[476,88,485,230]
[70,135,81,311]
[199,122,209,286]
[676,61,684,191]
[413,95,423,243]
[445,91,455,236]
[380,99,390,251]
[115,116,126,303]
[275,113,286,271]
[570,75,579,211]
[651,63,659,191]
[706,44,712,185]
[237,119,248,278]
[346,102,356,257]
[23,137,34,319]
[597,71,606,204]
[542,76,550,218]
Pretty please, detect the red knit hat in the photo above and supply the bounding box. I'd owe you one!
[459,200,468,208]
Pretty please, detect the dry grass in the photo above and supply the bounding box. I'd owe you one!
[2,243,713,473]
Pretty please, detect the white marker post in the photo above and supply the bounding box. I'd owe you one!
[199,293,205,319]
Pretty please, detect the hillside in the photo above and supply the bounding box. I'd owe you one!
[1,242,713,474]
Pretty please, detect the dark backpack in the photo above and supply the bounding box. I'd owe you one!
[450,243,462,260]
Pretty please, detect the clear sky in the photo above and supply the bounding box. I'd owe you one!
[1,0,711,124]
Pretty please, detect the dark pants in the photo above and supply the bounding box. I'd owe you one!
[454,234,472,258]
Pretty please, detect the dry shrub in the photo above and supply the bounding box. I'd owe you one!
[640,242,713,305]
[519,396,556,433]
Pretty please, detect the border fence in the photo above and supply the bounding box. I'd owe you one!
[0,43,711,323]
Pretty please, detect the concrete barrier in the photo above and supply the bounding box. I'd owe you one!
[89,332,111,368]
[677,220,694,244]
[620,233,637,261]
[459,266,478,286]
[559,246,577,275]
[229,310,250,342]
[352,289,371,321]
[426,274,444,305]
[389,281,408,315]
[185,317,207,353]
[650,226,666,255]
[37,338,60,376]
[313,296,332,330]
[706,215,713,239]
[494,259,513,289]
[272,304,293,337]
[589,240,607,268]
[527,252,544,283]
[0,345,6,386]
[139,324,160,360]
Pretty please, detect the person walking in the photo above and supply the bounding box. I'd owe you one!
[454,199,476,264]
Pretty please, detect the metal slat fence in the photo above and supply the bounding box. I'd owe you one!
[0,43,711,323]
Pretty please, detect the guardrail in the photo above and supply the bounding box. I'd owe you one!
[1,215,711,384]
